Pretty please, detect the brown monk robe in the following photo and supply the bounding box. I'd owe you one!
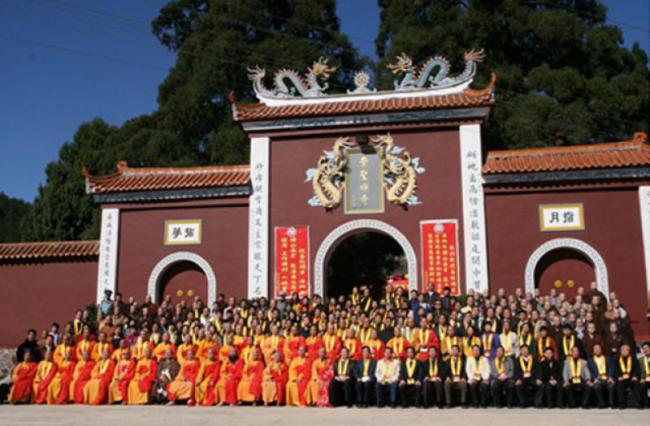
[108,349,135,404]
[8,350,38,404]
[127,346,158,405]
[237,347,265,404]
[195,348,220,406]
[46,351,76,404]
[262,350,288,406]
[167,349,201,405]
[306,347,330,405]
[83,347,115,404]
[32,350,57,404]
[285,345,310,406]
[150,348,180,404]
[216,346,244,406]
[70,351,95,403]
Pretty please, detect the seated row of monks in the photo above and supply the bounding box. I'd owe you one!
[8,340,650,409]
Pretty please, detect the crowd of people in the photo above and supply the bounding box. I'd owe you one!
[5,281,649,409]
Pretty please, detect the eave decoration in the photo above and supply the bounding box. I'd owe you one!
[305,135,426,210]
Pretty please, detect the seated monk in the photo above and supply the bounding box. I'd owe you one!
[108,348,135,404]
[32,350,57,404]
[167,348,201,405]
[262,350,288,406]
[306,347,331,406]
[47,350,76,404]
[216,346,244,406]
[83,347,115,405]
[285,345,310,406]
[8,350,38,404]
[70,351,95,404]
[150,348,180,404]
[195,348,220,406]
[152,332,176,362]
[127,346,157,405]
[237,346,265,405]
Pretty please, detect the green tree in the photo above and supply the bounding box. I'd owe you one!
[375,0,649,149]
[0,193,31,242]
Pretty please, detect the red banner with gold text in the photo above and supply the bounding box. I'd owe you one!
[420,220,460,295]
[274,226,310,298]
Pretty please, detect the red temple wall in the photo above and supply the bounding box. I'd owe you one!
[485,187,648,336]
[0,259,97,346]
[269,128,465,295]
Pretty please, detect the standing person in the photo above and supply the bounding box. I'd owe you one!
[398,346,423,408]
[489,346,514,408]
[563,346,591,408]
[237,347,264,405]
[70,351,95,404]
[17,329,41,363]
[422,346,444,408]
[32,350,57,404]
[127,347,157,405]
[614,344,641,409]
[150,349,180,404]
[375,347,400,408]
[330,347,354,407]
[587,343,615,408]
[167,349,201,405]
[354,346,376,408]
[443,345,467,407]
[536,327,557,361]
[262,350,288,406]
[481,322,500,359]
[7,350,38,403]
[513,345,542,407]
[466,344,490,407]
[83,348,115,405]
[98,290,114,317]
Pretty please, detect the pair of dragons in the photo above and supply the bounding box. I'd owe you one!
[308,135,421,210]
[248,49,484,99]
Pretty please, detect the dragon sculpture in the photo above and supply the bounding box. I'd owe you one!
[387,49,485,91]
[248,57,336,101]
[305,137,355,210]
[371,134,425,206]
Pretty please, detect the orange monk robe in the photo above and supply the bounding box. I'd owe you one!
[237,359,264,402]
[386,336,409,360]
[262,361,288,405]
[233,335,249,352]
[32,360,57,404]
[305,336,324,361]
[152,342,176,361]
[131,340,154,361]
[111,348,126,363]
[75,340,96,361]
[167,359,201,403]
[92,342,113,362]
[285,356,310,406]
[343,338,362,361]
[218,344,234,363]
[83,358,115,405]
[176,343,197,366]
[416,329,440,361]
[46,360,75,404]
[217,359,244,405]
[356,328,375,347]
[240,345,258,364]
[261,336,285,363]
[194,359,220,406]
[403,328,420,350]
[8,361,37,403]
[197,340,219,361]
[322,334,342,362]
[367,339,385,360]
[108,359,135,404]
[70,360,95,403]
[53,344,76,366]
[127,358,157,404]
[283,335,306,362]
[306,358,331,404]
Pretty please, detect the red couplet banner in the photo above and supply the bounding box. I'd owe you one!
[420,220,460,295]
[274,226,310,298]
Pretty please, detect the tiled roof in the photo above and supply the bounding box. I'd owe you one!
[0,240,99,261]
[84,161,250,194]
[483,132,650,175]
[232,74,496,122]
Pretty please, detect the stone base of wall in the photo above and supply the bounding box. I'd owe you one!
[0,348,16,381]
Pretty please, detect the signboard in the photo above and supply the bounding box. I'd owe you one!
[248,137,270,298]
[164,220,202,245]
[539,204,585,232]
[420,220,460,295]
[345,147,384,214]
[274,226,310,297]
[96,208,119,303]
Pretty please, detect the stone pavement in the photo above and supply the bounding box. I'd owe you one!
[0,405,647,426]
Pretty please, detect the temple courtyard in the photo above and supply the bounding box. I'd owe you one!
[1,406,647,426]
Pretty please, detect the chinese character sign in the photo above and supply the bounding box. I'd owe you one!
[421,220,460,295]
[165,220,202,245]
[345,148,384,214]
[539,204,585,231]
[274,226,310,297]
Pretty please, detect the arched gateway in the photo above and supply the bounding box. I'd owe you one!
[147,252,217,305]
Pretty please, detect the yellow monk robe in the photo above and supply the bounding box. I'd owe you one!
[322,334,341,361]
[8,361,37,403]
[262,361,288,405]
[53,344,75,365]
[70,359,95,403]
[131,339,154,361]
[75,339,95,361]
[83,359,115,405]
[92,342,113,362]
[32,360,57,404]
[127,357,157,405]
[217,358,244,405]
[306,358,330,405]
[305,336,324,361]
[46,360,75,404]
[387,336,409,360]
[177,343,197,366]
[261,336,284,364]
[152,342,176,361]
[343,338,362,360]
[237,358,264,402]
[218,344,236,363]
[194,359,220,406]
[111,347,126,363]
[285,356,309,406]
[283,335,306,362]
[108,359,134,404]
[167,359,201,403]
[198,340,219,361]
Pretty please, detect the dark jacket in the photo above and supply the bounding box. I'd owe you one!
[587,356,614,379]
[442,357,466,381]
[613,355,640,379]
[17,339,41,362]
[513,356,540,381]
[539,359,562,383]
[399,359,424,382]
[333,359,354,378]
[354,359,376,381]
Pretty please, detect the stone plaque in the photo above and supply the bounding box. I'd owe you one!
[344,147,384,214]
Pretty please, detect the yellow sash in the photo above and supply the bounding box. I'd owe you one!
[562,336,575,356]
[428,359,438,377]
[450,357,462,378]
[406,359,417,383]
[495,357,505,375]
[362,360,371,377]
[619,356,632,375]
[594,356,607,378]
[570,358,582,383]
[338,359,349,376]
[519,356,533,377]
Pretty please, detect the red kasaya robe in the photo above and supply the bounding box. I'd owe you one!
[167,359,201,402]
[53,360,76,404]
[195,360,220,406]
[71,360,95,403]
[33,360,57,404]
[8,361,37,403]
[89,359,115,405]
[219,359,244,405]
[111,360,135,403]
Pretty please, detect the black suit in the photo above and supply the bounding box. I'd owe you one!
[398,359,423,407]
[513,356,543,407]
[330,358,355,407]
[614,356,641,408]
[443,357,467,406]
[422,358,444,407]
[353,359,376,406]
[539,359,563,408]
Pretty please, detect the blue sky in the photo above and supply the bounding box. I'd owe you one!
[0,0,648,202]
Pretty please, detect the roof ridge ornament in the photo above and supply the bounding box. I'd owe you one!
[248,57,336,100]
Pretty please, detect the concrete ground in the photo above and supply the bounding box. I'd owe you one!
[0,405,647,426]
